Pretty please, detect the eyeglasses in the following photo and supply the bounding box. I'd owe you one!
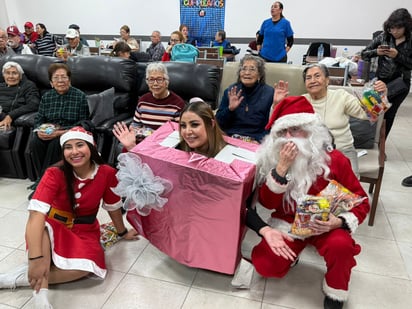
[52,76,69,82]
[276,126,305,137]
[240,66,258,73]
[146,77,167,85]
[67,37,77,41]
[170,39,181,43]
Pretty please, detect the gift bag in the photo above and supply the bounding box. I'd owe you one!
[353,80,391,122]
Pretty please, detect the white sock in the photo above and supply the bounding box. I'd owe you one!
[33,288,53,309]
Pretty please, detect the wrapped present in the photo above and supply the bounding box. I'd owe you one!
[125,121,258,274]
[100,222,120,250]
[33,123,60,135]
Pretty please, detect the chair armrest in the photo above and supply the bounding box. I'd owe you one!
[13,112,38,128]
[95,112,133,132]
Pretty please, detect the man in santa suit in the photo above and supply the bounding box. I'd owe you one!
[246,96,370,309]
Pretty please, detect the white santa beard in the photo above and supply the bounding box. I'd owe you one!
[273,137,329,211]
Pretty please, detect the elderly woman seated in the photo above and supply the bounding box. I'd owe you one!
[274,63,387,176]
[29,63,89,195]
[113,62,185,151]
[216,55,280,143]
[0,61,40,129]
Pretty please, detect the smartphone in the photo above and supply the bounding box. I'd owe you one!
[379,45,390,50]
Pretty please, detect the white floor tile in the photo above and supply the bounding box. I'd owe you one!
[182,288,262,309]
[1,94,412,308]
[102,274,189,309]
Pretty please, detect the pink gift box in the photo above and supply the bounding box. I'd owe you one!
[126,121,258,274]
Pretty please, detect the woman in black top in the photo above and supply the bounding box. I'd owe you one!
[361,8,412,138]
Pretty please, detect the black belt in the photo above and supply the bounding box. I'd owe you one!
[73,215,96,224]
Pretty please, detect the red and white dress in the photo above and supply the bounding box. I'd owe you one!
[28,164,122,279]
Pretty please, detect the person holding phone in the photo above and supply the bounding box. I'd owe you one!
[361,8,412,139]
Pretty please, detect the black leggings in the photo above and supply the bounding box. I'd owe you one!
[384,78,411,138]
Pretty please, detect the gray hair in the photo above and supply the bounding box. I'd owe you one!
[145,62,169,82]
[2,61,24,77]
[237,55,266,84]
[302,63,330,81]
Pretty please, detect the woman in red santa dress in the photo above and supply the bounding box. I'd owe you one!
[0,126,138,308]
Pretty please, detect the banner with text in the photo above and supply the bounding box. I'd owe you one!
[180,0,225,47]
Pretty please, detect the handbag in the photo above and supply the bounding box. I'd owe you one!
[387,77,408,98]
[171,43,199,63]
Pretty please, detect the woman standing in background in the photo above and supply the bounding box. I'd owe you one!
[361,8,412,139]
[35,23,57,56]
[257,1,294,63]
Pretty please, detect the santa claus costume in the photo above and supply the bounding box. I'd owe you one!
[246,96,370,307]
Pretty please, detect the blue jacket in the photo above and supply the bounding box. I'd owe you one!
[212,40,231,49]
[216,82,274,142]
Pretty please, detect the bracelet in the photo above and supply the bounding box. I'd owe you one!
[28,255,44,261]
[339,217,350,231]
[271,168,288,185]
[117,228,128,237]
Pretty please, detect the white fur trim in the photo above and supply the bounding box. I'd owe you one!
[28,199,51,214]
[271,113,321,134]
[338,212,359,234]
[323,278,348,301]
[60,131,94,146]
[265,173,288,194]
[102,199,123,211]
[45,222,107,279]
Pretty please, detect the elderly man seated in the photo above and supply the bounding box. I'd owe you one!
[6,26,33,55]
[56,28,90,60]
[0,29,14,58]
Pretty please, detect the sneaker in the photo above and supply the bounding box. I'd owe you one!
[324,296,344,309]
[0,263,28,289]
[401,175,412,187]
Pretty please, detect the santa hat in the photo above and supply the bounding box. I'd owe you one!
[265,96,321,133]
[60,126,94,146]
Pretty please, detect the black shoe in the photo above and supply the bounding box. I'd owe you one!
[290,257,299,268]
[324,296,343,309]
[27,190,35,201]
[401,175,412,187]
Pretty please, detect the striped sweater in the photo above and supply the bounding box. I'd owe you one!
[132,91,185,129]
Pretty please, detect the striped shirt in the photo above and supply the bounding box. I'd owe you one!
[133,91,185,129]
[35,86,89,128]
[36,32,56,56]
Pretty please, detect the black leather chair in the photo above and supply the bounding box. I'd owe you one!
[0,55,59,179]
[0,54,140,180]
[107,61,222,165]
[302,42,331,64]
